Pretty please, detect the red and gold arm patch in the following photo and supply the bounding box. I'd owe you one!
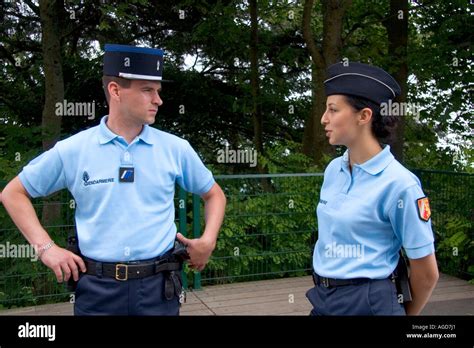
[416,197,431,222]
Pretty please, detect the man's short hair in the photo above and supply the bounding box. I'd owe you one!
[102,75,132,104]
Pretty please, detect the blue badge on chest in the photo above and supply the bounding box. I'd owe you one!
[119,167,134,183]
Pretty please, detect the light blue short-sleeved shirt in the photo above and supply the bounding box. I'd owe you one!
[313,145,435,279]
[19,116,215,262]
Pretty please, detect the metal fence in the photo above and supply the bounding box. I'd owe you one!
[198,173,322,287]
[0,170,472,309]
[412,170,473,279]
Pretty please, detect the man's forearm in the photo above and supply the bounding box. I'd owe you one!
[176,184,226,271]
[201,186,226,246]
[2,178,52,247]
[3,177,86,282]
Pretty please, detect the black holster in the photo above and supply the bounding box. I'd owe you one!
[394,252,412,303]
[162,242,188,302]
[164,270,184,301]
[66,232,81,292]
[163,240,190,301]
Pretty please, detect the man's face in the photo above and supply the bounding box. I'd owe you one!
[117,80,163,125]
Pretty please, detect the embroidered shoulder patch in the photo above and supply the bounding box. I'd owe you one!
[417,197,431,222]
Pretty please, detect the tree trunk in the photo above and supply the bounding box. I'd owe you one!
[384,0,408,162]
[249,0,273,192]
[249,0,265,170]
[39,0,64,225]
[40,0,63,151]
[302,0,351,166]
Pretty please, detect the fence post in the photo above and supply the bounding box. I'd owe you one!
[178,186,188,290]
[192,193,202,290]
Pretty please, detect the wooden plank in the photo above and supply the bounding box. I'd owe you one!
[431,284,474,295]
[196,278,313,296]
[437,273,463,281]
[432,279,470,289]
[430,291,474,302]
[203,293,309,310]
[180,291,202,304]
[181,306,214,315]
[0,273,471,316]
[280,310,311,316]
[194,285,310,303]
[212,300,311,315]
[197,282,312,296]
[180,303,209,311]
[0,307,37,315]
[0,302,73,316]
[199,276,312,291]
[181,309,215,315]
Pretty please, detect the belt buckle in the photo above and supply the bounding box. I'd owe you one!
[321,277,330,288]
[115,264,128,281]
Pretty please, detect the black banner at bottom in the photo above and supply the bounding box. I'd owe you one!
[0,315,472,346]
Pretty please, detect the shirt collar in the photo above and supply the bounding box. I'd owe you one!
[341,145,394,175]
[138,123,154,145]
[98,115,154,145]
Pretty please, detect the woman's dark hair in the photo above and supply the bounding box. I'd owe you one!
[343,95,398,141]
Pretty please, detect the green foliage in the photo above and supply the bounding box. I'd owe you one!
[416,170,474,280]
[200,174,321,285]
[1,0,471,172]
[435,216,473,281]
[407,0,472,170]
[0,121,43,182]
[259,139,320,174]
[197,140,322,285]
[0,190,74,309]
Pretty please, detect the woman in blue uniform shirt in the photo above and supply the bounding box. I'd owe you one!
[306,61,439,315]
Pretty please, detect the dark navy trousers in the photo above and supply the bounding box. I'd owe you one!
[306,278,406,316]
[74,272,180,316]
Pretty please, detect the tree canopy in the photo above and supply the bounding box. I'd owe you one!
[0,0,472,181]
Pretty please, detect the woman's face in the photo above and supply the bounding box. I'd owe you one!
[320,95,360,146]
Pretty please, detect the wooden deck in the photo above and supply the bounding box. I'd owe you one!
[1,273,473,315]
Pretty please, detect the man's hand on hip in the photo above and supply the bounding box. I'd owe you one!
[40,245,87,283]
[176,233,215,271]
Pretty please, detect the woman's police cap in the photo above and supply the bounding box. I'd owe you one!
[103,44,164,81]
[324,61,401,105]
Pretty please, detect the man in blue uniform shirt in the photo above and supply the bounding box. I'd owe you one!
[2,44,226,315]
[306,61,439,315]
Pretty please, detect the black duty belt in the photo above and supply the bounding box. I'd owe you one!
[312,272,372,288]
[84,258,181,281]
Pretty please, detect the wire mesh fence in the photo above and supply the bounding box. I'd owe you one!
[0,170,472,309]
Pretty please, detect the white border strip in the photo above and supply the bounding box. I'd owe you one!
[119,72,162,81]
[324,73,396,97]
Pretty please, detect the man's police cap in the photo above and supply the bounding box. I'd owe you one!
[324,61,401,105]
[103,44,164,81]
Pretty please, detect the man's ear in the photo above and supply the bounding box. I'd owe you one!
[108,81,120,101]
[358,107,373,126]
